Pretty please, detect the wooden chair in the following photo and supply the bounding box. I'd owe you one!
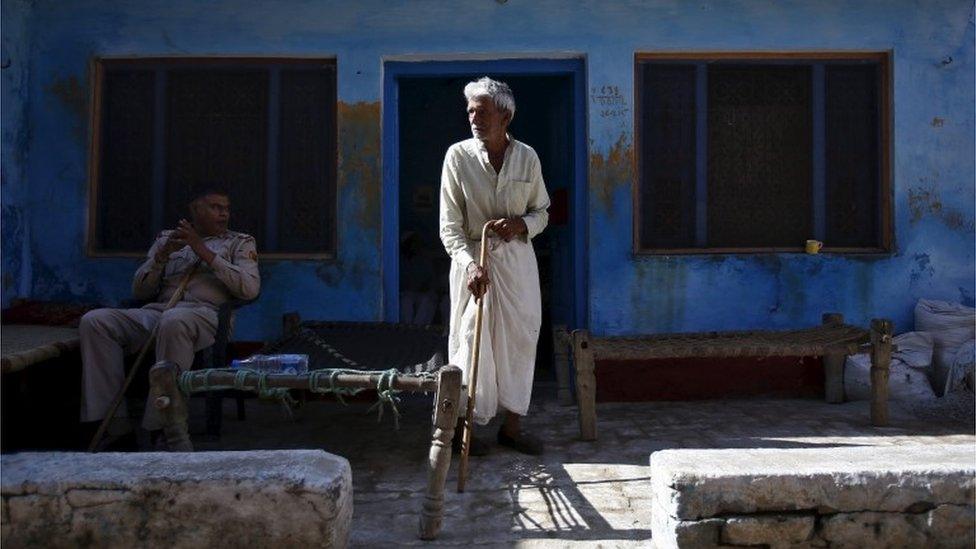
[193,298,255,439]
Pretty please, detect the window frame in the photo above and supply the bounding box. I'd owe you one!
[86,56,339,260]
[632,51,893,255]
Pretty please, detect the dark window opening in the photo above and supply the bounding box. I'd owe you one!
[638,65,697,249]
[90,58,337,256]
[826,64,881,248]
[635,54,890,253]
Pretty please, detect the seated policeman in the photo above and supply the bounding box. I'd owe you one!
[79,187,260,438]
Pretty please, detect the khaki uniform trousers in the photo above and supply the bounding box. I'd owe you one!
[79,304,218,431]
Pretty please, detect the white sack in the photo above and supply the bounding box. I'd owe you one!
[948,339,975,393]
[844,331,935,402]
[914,299,976,396]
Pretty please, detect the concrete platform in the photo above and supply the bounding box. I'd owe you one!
[191,385,974,547]
[651,444,976,548]
[1,450,352,548]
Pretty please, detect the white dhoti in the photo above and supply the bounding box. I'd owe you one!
[448,235,541,425]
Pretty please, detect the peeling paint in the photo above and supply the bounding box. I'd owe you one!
[908,186,943,222]
[338,101,381,234]
[589,134,632,214]
[29,255,103,304]
[909,253,934,287]
[908,185,975,231]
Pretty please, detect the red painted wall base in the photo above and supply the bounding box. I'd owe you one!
[595,356,825,402]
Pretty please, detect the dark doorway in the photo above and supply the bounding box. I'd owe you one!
[397,74,575,376]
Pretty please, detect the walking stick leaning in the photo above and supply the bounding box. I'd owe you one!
[88,261,200,452]
[457,220,495,492]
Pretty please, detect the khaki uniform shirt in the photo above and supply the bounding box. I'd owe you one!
[132,230,261,309]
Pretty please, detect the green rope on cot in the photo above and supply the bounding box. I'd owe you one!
[178,368,243,394]
[253,370,290,401]
[331,370,348,405]
[306,368,369,405]
[176,367,418,429]
[366,369,402,429]
[178,371,192,395]
[234,370,249,390]
[176,368,290,402]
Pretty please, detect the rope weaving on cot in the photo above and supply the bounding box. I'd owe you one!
[590,323,871,360]
[178,367,418,428]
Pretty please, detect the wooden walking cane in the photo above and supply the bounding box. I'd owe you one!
[88,261,200,452]
[457,220,495,492]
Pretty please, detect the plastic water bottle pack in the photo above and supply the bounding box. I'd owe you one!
[231,354,310,375]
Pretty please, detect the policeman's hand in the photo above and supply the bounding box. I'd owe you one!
[490,217,527,242]
[155,233,187,264]
[175,219,215,264]
[466,262,490,300]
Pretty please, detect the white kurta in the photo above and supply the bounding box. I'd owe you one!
[439,136,550,424]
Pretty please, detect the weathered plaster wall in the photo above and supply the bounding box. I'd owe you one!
[1,0,33,306]
[3,0,974,339]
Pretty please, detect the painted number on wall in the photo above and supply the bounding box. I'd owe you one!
[591,85,629,118]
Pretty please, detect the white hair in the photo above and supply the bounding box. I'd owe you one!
[463,76,516,121]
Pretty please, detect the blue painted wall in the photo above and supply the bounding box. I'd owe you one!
[2,0,973,340]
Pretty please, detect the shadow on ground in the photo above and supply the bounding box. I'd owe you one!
[192,383,974,547]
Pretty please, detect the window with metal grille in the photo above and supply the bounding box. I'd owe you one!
[635,53,891,253]
[89,58,337,257]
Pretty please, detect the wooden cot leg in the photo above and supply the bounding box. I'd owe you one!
[822,313,846,404]
[823,353,846,404]
[870,319,894,427]
[419,365,461,540]
[148,361,193,451]
[552,325,573,406]
[572,330,597,441]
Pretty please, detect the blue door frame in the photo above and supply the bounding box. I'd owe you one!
[381,57,588,328]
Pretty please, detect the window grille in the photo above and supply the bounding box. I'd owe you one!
[635,53,890,253]
[90,58,337,257]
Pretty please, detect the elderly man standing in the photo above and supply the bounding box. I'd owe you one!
[79,188,260,446]
[440,77,550,455]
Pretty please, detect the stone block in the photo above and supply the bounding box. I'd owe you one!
[651,444,975,520]
[1,450,352,548]
[819,511,929,547]
[926,503,976,544]
[721,515,814,546]
[651,516,722,549]
[652,496,721,549]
